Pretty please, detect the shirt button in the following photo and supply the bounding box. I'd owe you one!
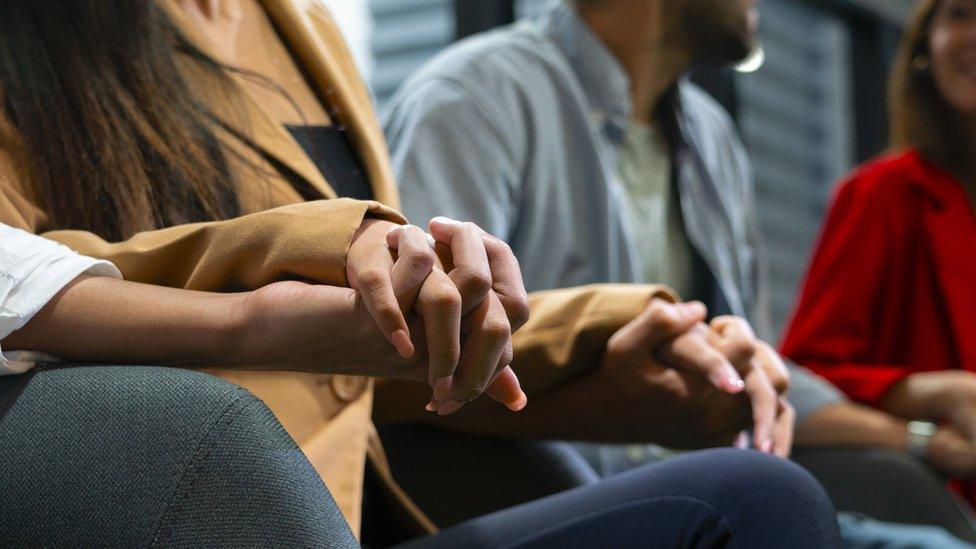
[330,375,368,403]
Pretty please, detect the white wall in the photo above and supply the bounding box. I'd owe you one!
[319,0,375,79]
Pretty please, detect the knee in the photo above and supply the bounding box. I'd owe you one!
[691,449,833,512]
[648,449,841,547]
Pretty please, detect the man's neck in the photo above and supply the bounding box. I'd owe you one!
[579,7,691,125]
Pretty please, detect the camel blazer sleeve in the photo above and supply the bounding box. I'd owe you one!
[0,161,405,292]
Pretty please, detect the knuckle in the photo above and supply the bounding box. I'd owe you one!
[483,317,512,342]
[727,339,756,361]
[456,268,493,300]
[770,373,789,394]
[646,302,674,327]
[428,288,462,314]
[375,301,401,322]
[605,332,627,357]
[508,299,531,330]
[500,345,514,367]
[493,237,515,257]
[401,247,435,271]
[357,269,388,292]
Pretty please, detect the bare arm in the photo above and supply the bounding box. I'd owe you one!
[3,275,248,369]
[1,275,412,378]
[794,402,908,449]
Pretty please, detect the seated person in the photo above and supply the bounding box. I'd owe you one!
[782,0,976,509]
[383,0,974,545]
[0,226,360,547]
[0,1,840,546]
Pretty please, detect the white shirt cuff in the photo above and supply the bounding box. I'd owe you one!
[0,256,121,375]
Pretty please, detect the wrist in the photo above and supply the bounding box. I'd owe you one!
[207,292,253,369]
[883,372,961,420]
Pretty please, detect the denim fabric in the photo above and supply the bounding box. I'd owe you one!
[838,514,974,549]
[0,364,356,548]
[398,448,841,548]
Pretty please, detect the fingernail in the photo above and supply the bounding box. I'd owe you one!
[681,302,706,319]
[436,400,464,416]
[507,391,528,412]
[425,401,438,413]
[426,232,436,249]
[725,365,745,393]
[761,438,774,454]
[391,330,414,358]
[432,376,453,403]
[431,216,461,227]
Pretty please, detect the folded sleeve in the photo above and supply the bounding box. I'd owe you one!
[33,199,405,292]
[0,224,122,375]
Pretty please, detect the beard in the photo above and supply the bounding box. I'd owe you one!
[674,0,755,65]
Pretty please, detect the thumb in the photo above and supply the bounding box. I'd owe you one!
[608,299,707,357]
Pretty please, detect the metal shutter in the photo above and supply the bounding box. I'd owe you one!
[370,0,455,107]
[737,0,854,338]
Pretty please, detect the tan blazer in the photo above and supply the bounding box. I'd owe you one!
[0,0,675,539]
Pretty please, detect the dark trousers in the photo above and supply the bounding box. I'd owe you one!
[400,448,841,548]
[0,364,357,548]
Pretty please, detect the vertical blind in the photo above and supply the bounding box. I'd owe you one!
[370,0,454,105]
[737,0,853,338]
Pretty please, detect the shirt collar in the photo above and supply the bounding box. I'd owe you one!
[539,1,633,139]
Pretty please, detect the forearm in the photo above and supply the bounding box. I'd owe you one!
[2,275,246,368]
[880,373,952,420]
[794,402,907,450]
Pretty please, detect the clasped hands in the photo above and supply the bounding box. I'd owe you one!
[603,298,794,456]
[244,215,792,450]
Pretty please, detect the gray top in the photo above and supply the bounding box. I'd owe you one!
[383,0,842,421]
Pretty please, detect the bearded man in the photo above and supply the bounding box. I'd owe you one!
[380,1,975,546]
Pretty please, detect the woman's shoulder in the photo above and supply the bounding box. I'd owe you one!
[834,149,933,205]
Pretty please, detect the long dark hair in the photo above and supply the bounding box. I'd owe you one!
[0,0,242,241]
[890,0,973,177]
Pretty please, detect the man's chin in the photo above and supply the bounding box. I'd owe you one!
[695,39,754,66]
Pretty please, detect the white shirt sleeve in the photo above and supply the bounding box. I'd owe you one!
[0,224,122,375]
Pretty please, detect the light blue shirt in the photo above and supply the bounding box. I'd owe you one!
[383,0,842,420]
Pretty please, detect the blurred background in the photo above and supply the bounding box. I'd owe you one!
[323,0,914,340]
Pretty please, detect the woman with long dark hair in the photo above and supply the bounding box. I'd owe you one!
[782,0,976,506]
[0,1,840,546]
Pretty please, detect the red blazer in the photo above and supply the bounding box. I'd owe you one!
[781,149,976,407]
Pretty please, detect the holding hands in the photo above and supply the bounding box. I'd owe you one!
[604,298,794,456]
[345,216,530,416]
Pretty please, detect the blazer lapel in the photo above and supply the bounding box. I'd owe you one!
[164,0,338,201]
[261,0,402,209]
